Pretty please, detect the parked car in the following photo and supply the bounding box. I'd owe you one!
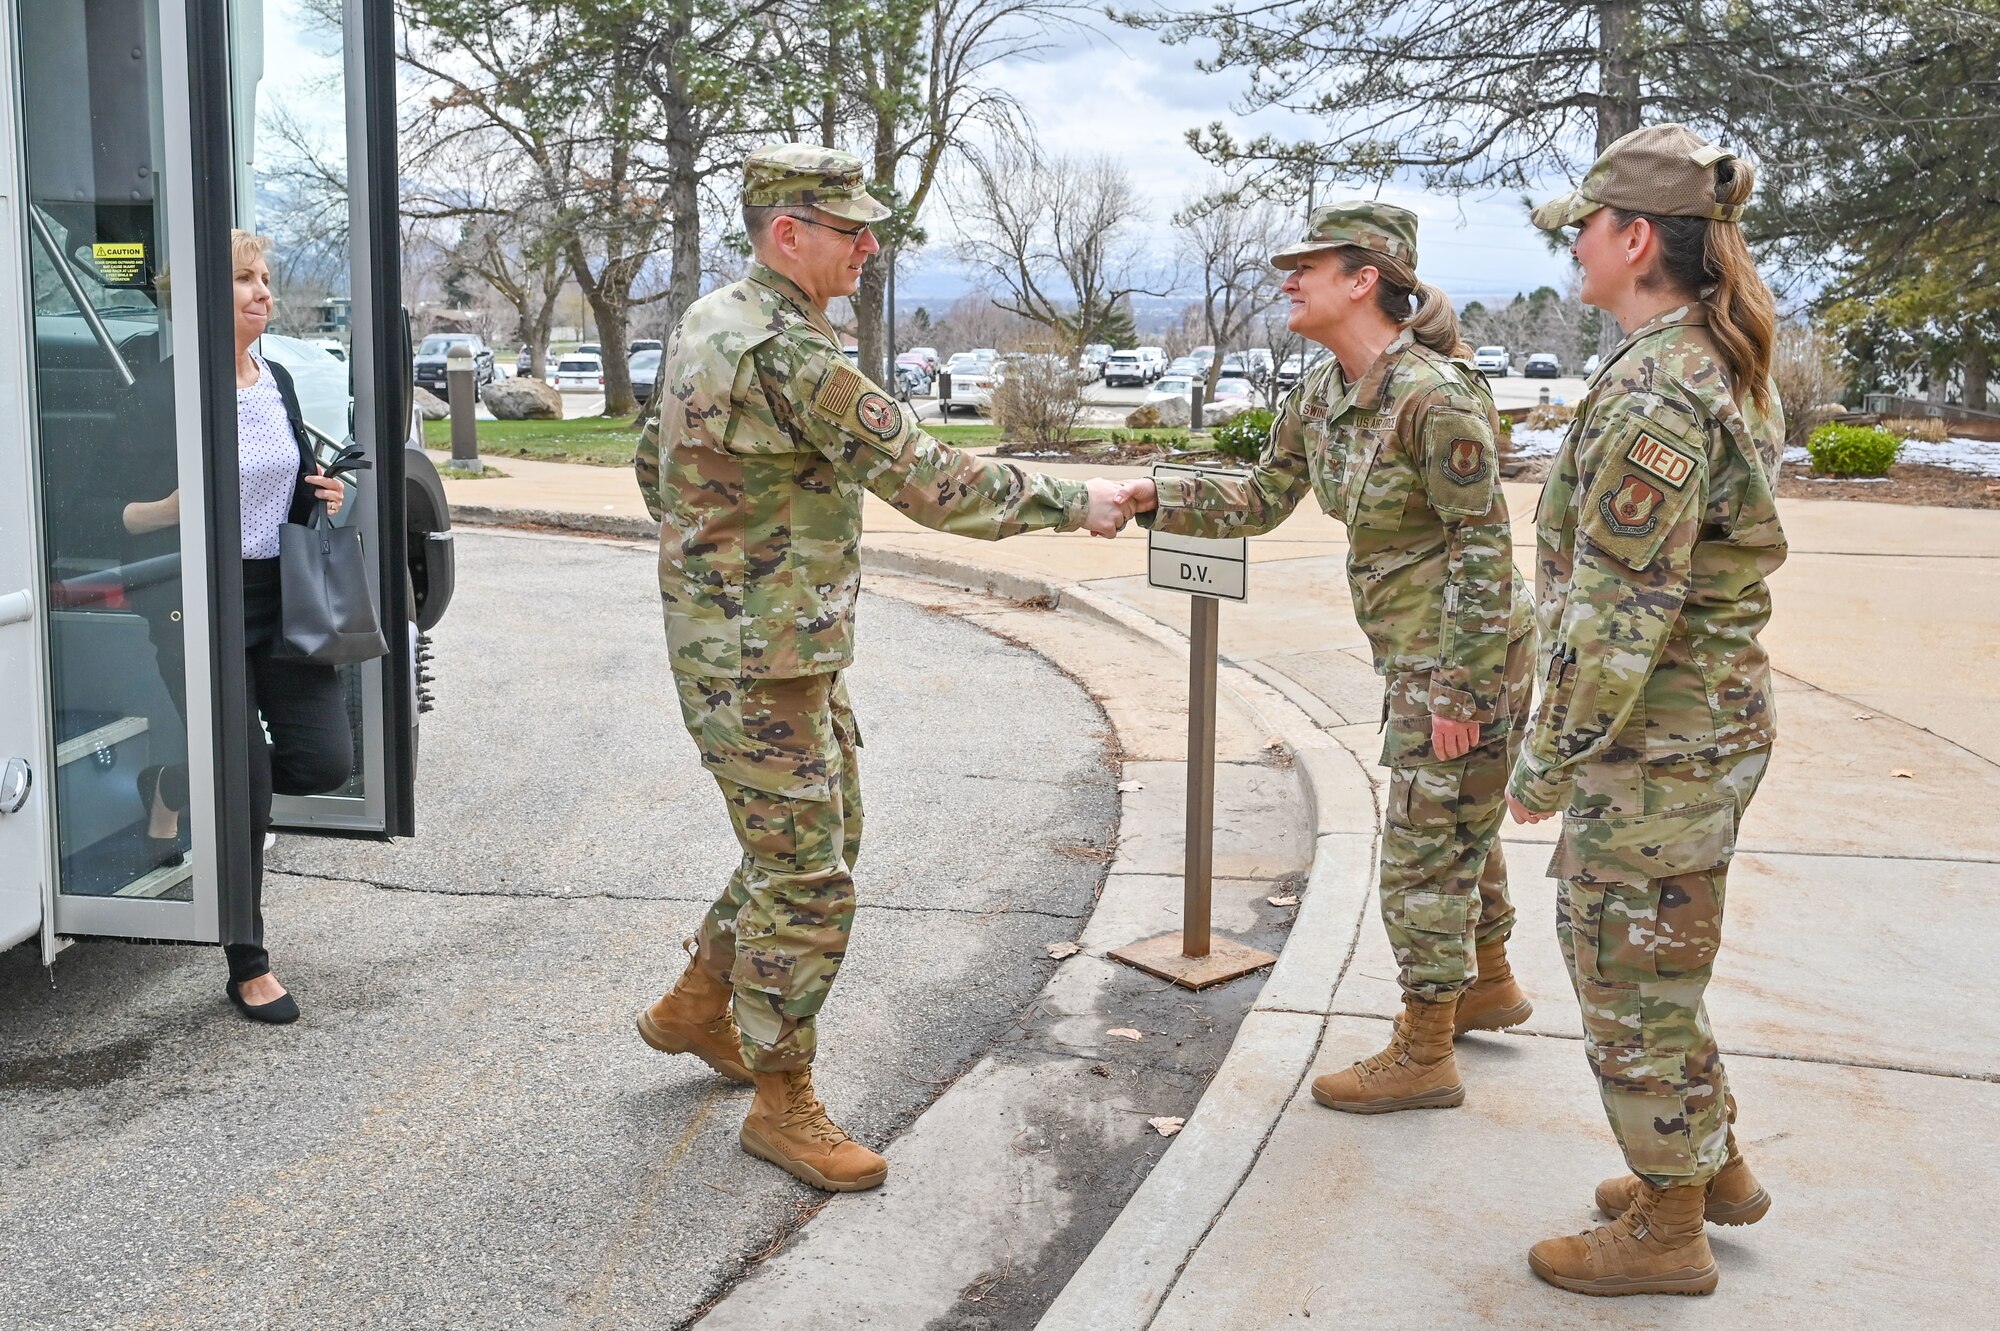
[1275,350,1328,390]
[310,337,348,363]
[412,333,496,395]
[1103,350,1150,387]
[630,348,662,404]
[1165,356,1202,379]
[1218,353,1252,381]
[516,345,555,376]
[1240,348,1275,382]
[553,352,605,391]
[1142,374,1194,406]
[942,361,997,415]
[1208,376,1258,408]
[1133,346,1168,380]
[1079,343,1112,381]
[1473,345,1510,377]
[578,342,602,357]
[904,345,940,373]
[1524,352,1562,379]
[1583,353,1603,376]
[628,338,663,355]
[894,352,933,393]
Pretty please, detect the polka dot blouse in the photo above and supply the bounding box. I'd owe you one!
[237,354,302,559]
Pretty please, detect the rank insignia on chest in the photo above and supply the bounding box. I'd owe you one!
[1601,473,1666,535]
[1446,437,1484,481]
[856,391,900,440]
[1627,432,1696,488]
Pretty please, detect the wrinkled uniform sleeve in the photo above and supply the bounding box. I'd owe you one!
[775,347,1087,538]
[1138,385,1311,538]
[633,389,664,523]
[1413,389,1513,723]
[1510,391,1709,812]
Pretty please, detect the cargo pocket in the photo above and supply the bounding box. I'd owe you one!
[1550,800,1736,986]
[1387,758,1468,831]
[1546,799,1736,885]
[674,673,837,801]
[731,944,797,1000]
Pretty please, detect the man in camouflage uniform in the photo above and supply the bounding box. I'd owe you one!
[1129,203,1537,1114]
[632,143,1131,1193]
[1510,125,1786,1295]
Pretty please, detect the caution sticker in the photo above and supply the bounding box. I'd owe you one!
[92,242,147,285]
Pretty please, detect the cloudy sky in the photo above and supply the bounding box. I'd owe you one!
[906,16,1583,308]
[260,3,1584,311]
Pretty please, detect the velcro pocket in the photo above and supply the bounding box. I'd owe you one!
[1576,405,1706,571]
[674,673,837,801]
[1421,405,1497,518]
[1388,758,1468,830]
[1547,799,1737,884]
[1400,890,1475,935]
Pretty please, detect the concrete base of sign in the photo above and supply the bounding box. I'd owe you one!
[1110,931,1276,990]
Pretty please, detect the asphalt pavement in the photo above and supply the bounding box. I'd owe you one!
[0,529,1119,1330]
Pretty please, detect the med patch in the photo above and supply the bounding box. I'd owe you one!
[1627,431,1698,488]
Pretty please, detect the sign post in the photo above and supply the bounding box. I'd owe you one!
[1111,463,1277,990]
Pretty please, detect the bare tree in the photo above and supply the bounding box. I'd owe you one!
[1173,187,1288,396]
[952,139,1170,353]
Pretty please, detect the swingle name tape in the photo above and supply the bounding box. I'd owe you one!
[1147,462,1249,602]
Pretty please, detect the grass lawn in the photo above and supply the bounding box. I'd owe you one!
[423,416,638,467]
[424,415,1200,465]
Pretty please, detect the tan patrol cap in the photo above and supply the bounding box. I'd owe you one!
[1269,201,1418,271]
[742,143,892,224]
[1531,124,1746,230]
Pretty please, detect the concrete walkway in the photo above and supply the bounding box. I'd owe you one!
[437,448,2000,1325]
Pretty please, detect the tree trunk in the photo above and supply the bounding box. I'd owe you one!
[593,287,636,416]
[1964,332,1991,412]
[855,262,890,385]
[1596,0,1644,153]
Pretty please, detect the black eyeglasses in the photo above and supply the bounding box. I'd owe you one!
[785,213,872,240]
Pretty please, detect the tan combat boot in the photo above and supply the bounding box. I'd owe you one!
[1529,1179,1718,1296]
[1453,936,1533,1037]
[1311,996,1464,1114]
[740,1067,889,1192]
[636,939,752,1083]
[1595,1129,1771,1226]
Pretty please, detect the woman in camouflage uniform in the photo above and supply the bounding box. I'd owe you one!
[1129,202,1537,1115]
[1510,124,1786,1297]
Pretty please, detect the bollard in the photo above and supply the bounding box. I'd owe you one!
[938,370,952,421]
[1191,383,1205,431]
[1538,386,1551,407]
[446,343,482,475]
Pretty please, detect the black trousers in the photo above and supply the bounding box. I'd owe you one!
[145,559,353,982]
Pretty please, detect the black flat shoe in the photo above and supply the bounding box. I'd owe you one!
[227,978,300,1025]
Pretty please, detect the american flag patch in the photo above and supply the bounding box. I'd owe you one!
[814,364,864,418]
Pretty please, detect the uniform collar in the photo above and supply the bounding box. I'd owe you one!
[748,262,843,346]
[1328,327,1414,416]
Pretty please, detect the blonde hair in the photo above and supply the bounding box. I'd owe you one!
[1612,159,1776,410]
[230,228,272,272]
[1332,246,1469,358]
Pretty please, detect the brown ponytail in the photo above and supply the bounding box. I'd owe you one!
[1612,159,1777,410]
[1333,247,1470,358]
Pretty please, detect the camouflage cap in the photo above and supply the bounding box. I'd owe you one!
[1269,201,1418,271]
[742,143,892,224]
[1531,124,1745,230]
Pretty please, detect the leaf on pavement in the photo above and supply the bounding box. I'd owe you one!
[1044,941,1080,959]
[1148,1116,1185,1137]
[1267,895,1300,907]
[1891,768,1916,779]
[1105,1027,1144,1041]
[1853,712,1875,721]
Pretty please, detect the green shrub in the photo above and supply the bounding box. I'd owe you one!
[1210,408,1275,462]
[1805,422,1901,477]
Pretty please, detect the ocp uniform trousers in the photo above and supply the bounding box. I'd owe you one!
[673,670,862,1072]
[1551,748,1769,1186]
[1377,631,1533,999]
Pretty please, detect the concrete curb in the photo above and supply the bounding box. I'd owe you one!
[855,544,1380,1331]
[451,503,656,540]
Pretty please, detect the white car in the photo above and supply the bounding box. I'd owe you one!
[1103,351,1149,387]
[944,363,997,416]
[1474,345,1510,377]
[309,337,348,363]
[1133,346,1168,380]
[1143,374,1194,406]
[553,353,605,391]
[1208,376,1258,408]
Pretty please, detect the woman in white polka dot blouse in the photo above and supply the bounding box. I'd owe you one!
[121,230,355,1024]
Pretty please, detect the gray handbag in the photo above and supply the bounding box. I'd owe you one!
[276,446,388,665]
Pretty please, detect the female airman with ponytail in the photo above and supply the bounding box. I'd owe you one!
[1127,202,1538,1112]
[1510,125,1785,1297]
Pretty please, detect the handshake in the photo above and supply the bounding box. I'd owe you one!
[1080,477,1159,538]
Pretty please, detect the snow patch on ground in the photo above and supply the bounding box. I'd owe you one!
[1786,435,2000,477]
[1509,427,1567,459]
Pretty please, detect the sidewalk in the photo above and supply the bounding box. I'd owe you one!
[438,450,2000,1325]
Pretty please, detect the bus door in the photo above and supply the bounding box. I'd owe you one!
[2,0,414,964]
